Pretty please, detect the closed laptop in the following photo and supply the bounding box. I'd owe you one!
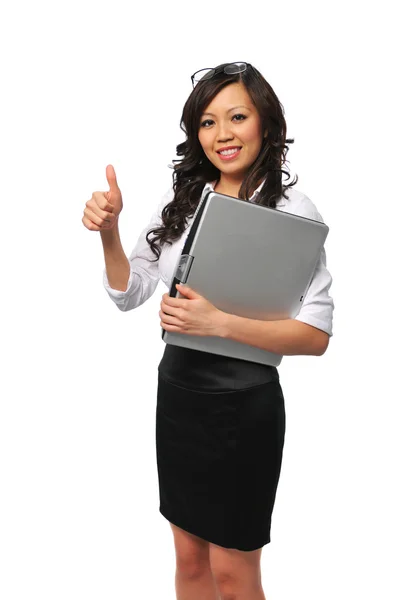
[161,190,329,366]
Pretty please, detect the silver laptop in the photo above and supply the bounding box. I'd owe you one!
[161,190,329,366]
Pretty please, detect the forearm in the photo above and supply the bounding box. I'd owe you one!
[100,220,130,292]
[218,312,329,356]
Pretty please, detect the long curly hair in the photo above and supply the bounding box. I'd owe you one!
[145,62,298,262]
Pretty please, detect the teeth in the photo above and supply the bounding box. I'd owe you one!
[220,148,240,155]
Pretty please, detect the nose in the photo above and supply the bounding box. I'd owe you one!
[217,131,234,143]
[216,120,234,143]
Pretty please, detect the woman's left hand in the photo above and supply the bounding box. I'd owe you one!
[159,284,225,337]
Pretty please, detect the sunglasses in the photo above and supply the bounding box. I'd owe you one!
[191,62,250,88]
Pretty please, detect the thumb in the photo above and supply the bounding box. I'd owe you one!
[105,164,120,198]
[176,283,200,299]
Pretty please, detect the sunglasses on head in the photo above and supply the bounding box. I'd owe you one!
[191,62,251,88]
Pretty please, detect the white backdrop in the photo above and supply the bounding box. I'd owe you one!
[1,1,397,599]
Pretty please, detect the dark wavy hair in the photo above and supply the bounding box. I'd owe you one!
[145,62,298,262]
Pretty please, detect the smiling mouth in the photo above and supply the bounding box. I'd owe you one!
[216,147,242,155]
[216,147,242,160]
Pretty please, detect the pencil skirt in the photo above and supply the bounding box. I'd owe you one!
[155,371,286,552]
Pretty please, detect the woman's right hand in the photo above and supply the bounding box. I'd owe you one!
[82,164,123,232]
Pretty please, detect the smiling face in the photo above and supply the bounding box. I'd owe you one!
[198,82,265,191]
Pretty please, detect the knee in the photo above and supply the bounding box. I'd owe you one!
[212,571,240,598]
[211,563,262,598]
[175,552,211,580]
[218,593,238,600]
[214,573,262,600]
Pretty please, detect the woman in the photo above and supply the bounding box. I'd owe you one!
[82,62,334,600]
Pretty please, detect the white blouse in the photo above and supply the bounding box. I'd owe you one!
[103,179,335,337]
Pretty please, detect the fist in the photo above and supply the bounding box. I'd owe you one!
[82,164,123,232]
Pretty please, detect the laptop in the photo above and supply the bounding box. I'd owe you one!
[161,190,329,366]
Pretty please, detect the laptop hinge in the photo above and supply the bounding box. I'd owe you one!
[175,254,194,283]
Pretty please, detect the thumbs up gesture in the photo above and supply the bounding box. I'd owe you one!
[82,164,123,231]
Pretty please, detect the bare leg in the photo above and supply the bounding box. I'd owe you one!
[210,542,266,600]
[216,579,266,600]
[175,565,220,600]
[169,522,221,600]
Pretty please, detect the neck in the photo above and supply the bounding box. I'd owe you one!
[214,174,243,198]
[215,174,263,199]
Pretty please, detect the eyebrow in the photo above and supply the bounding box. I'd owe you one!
[201,105,251,117]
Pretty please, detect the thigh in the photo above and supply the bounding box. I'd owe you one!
[169,522,211,574]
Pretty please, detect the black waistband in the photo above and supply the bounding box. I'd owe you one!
[158,343,279,392]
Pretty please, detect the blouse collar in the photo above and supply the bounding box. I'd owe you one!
[202,178,285,206]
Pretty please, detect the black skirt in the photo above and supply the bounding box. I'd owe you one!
[156,344,286,552]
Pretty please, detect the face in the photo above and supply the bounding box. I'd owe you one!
[198,82,264,184]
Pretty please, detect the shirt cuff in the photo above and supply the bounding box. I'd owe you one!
[294,314,333,337]
[103,265,140,302]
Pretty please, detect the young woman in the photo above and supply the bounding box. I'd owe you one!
[82,62,334,600]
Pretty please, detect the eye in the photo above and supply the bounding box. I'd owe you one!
[232,114,246,122]
[200,114,247,128]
